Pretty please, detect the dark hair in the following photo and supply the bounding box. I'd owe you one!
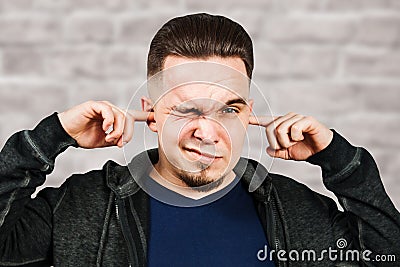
[147,13,254,79]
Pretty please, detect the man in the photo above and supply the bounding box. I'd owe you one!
[0,13,399,266]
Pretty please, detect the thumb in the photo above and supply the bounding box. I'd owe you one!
[266,147,288,159]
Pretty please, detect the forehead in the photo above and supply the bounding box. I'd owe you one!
[163,55,247,75]
[148,56,250,103]
[164,84,244,106]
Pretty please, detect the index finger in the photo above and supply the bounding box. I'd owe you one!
[249,115,275,127]
[127,110,154,122]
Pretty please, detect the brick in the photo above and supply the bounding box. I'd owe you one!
[0,17,62,45]
[0,82,69,115]
[69,0,134,11]
[261,17,356,44]
[252,82,400,133]
[331,112,400,149]
[101,48,147,78]
[0,82,69,148]
[2,48,45,76]
[44,49,98,79]
[228,10,268,40]
[325,0,392,11]
[185,0,276,11]
[348,83,400,113]
[118,14,176,45]
[255,47,338,79]
[65,16,114,43]
[255,82,364,119]
[0,50,3,74]
[0,113,35,153]
[0,0,34,12]
[343,51,400,78]
[67,82,127,108]
[133,0,182,11]
[0,0,69,13]
[279,0,325,12]
[44,47,146,80]
[353,16,400,46]
[387,0,400,9]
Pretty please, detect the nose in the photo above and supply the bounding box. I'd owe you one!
[193,117,220,144]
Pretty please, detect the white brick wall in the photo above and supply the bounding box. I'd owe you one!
[0,0,399,208]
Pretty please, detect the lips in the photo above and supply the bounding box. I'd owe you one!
[183,147,222,163]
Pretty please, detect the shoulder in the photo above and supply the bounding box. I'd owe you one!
[267,172,340,223]
[38,160,118,213]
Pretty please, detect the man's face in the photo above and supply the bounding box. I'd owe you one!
[146,56,253,191]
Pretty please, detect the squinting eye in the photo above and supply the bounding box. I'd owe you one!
[222,107,239,114]
[171,107,202,117]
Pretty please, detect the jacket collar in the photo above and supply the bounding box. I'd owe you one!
[106,149,272,202]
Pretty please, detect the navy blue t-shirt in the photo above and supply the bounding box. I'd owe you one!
[147,178,275,266]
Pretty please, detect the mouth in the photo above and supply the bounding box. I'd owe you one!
[183,147,223,164]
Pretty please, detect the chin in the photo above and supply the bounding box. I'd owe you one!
[179,172,225,192]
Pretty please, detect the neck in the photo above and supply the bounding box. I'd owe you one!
[150,161,236,200]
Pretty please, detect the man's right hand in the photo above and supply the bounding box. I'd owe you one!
[57,101,152,149]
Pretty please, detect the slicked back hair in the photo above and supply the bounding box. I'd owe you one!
[147,13,254,79]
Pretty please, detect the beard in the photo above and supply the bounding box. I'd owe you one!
[177,162,226,192]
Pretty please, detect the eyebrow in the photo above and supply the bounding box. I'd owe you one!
[225,98,248,106]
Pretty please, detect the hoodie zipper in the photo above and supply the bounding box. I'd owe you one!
[266,195,284,267]
[271,198,281,265]
[115,198,138,267]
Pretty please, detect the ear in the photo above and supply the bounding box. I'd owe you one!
[248,99,254,113]
[141,96,157,133]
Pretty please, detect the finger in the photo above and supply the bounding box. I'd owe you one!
[290,117,315,139]
[121,113,134,146]
[275,114,305,148]
[88,101,115,132]
[105,107,125,142]
[265,112,296,150]
[266,147,288,159]
[128,110,154,122]
[248,115,275,127]
[116,136,124,148]
[290,122,305,142]
[100,101,129,118]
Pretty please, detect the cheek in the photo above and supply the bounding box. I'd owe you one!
[159,117,191,147]
[219,118,247,160]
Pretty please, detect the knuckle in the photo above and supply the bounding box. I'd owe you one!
[276,127,287,135]
[266,125,275,134]
[305,115,314,121]
[295,114,304,120]
[281,143,290,149]
[291,124,301,132]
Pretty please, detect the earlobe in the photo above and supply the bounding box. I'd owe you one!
[141,96,158,133]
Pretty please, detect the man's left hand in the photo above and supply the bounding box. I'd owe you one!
[249,112,333,161]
